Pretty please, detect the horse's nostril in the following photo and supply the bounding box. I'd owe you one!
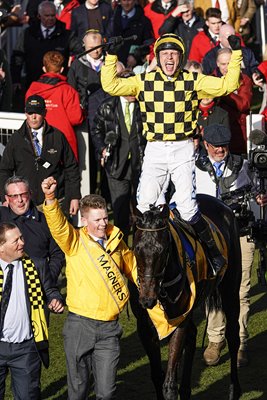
[140,297,157,309]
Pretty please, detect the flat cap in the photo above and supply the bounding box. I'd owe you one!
[203,124,231,146]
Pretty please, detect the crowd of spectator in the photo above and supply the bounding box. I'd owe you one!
[0,0,266,398]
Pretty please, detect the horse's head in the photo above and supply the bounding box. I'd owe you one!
[134,204,170,309]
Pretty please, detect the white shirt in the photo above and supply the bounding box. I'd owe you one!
[184,15,196,28]
[161,1,171,11]
[120,97,134,125]
[0,259,32,343]
[86,54,103,71]
[209,31,219,42]
[89,234,107,248]
[212,0,229,23]
[85,0,99,9]
[121,7,136,18]
[41,24,56,38]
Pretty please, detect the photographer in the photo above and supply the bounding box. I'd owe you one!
[91,69,146,241]
[195,124,267,369]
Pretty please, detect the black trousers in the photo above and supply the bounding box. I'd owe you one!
[107,162,139,240]
[0,339,41,400]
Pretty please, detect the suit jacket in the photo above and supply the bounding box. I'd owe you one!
[0,205,65,284]
[202,45,258,77]
[110,4,154,65]
[70,1,113,40]
[91,96,146,180]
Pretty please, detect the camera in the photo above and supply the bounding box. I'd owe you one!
[222,183,267,288]
[221,185,254,236]
[250,147,267,173]
[104,131,118,163]
[249,129,267,177]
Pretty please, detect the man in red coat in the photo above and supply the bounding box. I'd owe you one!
[26,50,84,160]
[144,0,177,39]
[215,47,253,155]
[189,7,222,63]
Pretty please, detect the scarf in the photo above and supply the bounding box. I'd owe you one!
[199,101,215,118]
[0,256,48,343]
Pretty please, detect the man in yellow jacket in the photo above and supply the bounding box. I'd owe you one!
[41,176,137,400]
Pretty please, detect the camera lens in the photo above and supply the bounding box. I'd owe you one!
[254,151,267,168]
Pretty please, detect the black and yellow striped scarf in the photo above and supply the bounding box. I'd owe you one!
[0,256,48,343]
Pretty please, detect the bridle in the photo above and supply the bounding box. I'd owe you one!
[135,225,169,232]
[135,224,170,281]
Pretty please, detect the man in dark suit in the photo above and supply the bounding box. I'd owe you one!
[0,221,64,399]
[11,0,82,92]
[110,0,154,67]
[91,71,146,240]
[70,0,113,40]
[0,176,65,285]
[202,23,258,77]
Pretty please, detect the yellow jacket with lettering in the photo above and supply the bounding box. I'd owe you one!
[43,200,138,321]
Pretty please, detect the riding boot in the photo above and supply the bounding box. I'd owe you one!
[192,216,226,276]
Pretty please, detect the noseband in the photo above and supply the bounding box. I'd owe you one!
[135,225,169,232]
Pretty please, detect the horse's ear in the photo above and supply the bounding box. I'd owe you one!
[160,204,170,219]
[134,206,143,219]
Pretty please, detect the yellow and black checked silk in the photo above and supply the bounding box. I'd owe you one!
[0,272,3,299]
[138,70,199,141]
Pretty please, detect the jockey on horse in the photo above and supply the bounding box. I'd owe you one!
[101,32,243,276]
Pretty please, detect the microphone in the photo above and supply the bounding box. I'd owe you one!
[77,35,138,59]
[107,35,138,43]
[104,131,118,163]
[249,129,267,146]
[104,144,112,163]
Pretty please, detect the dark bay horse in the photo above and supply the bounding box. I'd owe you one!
[133,194,242,400]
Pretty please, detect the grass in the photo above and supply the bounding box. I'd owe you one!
[3,87,267,399]
[3,249,267,399]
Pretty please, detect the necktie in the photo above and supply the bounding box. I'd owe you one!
[44,28,50,39]
[125,102,131,133]
[213,161,224,177]
[56,5,62,16]
[97,239,104,248]
[32,131,42,156]
[215,0,220,8]
[122,14,128,29]
[0,264,14,336]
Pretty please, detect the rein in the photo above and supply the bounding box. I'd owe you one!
[136,225,170,281]
[136,225,168,232]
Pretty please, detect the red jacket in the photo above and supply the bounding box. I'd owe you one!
[189,29,245,63]
[57,0,80,30]
[218,73,253,154]
[188,30,216,63]
[144,2,174,39]
[26,73,84,160]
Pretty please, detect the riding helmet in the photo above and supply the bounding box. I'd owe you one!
[154,33,185,70]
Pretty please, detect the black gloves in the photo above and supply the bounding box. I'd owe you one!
[228,35,241,51]
[107,36,124,55]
